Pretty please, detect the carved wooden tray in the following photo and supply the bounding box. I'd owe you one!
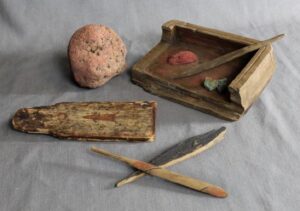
[131,20,276,121]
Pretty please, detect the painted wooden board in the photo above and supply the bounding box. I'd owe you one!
[12,101,156,142]
[116,127,226,187]
[131,20,277,121]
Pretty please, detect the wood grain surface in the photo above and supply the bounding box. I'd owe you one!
[12,101,156,141]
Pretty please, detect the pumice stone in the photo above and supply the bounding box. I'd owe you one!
[68,24,127,88]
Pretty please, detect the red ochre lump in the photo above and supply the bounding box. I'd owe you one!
[167,51,198,65]
[68,24,127,88]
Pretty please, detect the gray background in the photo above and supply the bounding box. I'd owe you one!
[0,0,299,210]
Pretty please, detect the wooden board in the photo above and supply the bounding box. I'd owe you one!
[131,20,276,121]
[12,101,156,142]
[116,127,226,187]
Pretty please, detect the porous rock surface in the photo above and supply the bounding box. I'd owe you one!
[68,24,127,88]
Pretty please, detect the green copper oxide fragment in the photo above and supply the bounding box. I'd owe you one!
[216,78,228,93]
[203,78,228,93]
[203,78,218,91]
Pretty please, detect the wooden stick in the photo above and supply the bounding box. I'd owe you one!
[91,146,228,198]
[115,127,226,187]
[172,34,285,79]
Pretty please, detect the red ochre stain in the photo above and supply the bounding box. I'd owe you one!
[83,113,116,121]
[167,50,198,65]
[133,160,156,171]
[201,186,228,198]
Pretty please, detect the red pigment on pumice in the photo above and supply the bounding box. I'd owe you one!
[167,51,198,65]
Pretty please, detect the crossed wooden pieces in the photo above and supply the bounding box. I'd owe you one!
[91,127,227,198]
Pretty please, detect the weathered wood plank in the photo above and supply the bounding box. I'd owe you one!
[12,101,156,142]
[116,127,226,187]
[91,146,228,198]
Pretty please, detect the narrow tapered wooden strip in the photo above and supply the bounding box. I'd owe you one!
[91,146,228,198]
[115,127,226,187]
[172,34,285,79]
[12,101,156,142]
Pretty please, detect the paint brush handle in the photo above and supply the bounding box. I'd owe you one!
[91,146,227,198]
[172,34,285,79]
[91,146,133,164]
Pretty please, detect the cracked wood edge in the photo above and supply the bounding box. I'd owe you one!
[12,101,156,142]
